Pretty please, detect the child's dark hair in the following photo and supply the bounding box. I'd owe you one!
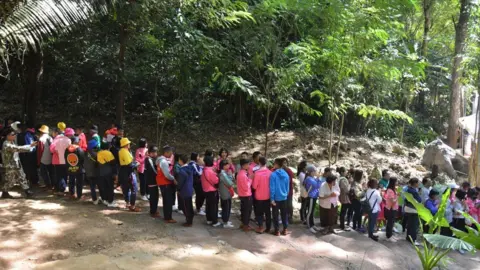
[219,148,229,157]
[138,138,147,148]
[191,152,198,161]
[462,181,471,190]
[367,179,378,189]
[219,159,230,170]
[456,189,467,201]
[326,175,337,184]
[409,178,420,186]
[240,159,249,167]
[100,142,110,150]
[204,156,214,167]
[297,161,307,176]
[467,188,477,200]
[205,149,213,157]
[387,177,397,192]
[174,154,181,162]
[259,156,267,166]
[163,145,173,153]
[274,158,285,168]
[422,177,431,185]
[241,151,249,156]
[353,169,363,183]
[429,189,439,198]
[148,145,158,153]
[179,154,189,164]
[336,166,346,175]
[324,167,332,173]
[382,169,389,178]
[253,151,261,160]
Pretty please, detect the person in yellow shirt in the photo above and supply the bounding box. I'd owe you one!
[118,138,140,212]
[97,142,117,207]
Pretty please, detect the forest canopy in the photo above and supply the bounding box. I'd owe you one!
[1,0,479,148]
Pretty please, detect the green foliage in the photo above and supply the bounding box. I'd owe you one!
[413,235,473,270]
[451,211,480,249]
[357,104,414,124]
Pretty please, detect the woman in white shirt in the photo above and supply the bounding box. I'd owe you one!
[297,161,308,224]
[318,175,340,234]
[365,179,382,241]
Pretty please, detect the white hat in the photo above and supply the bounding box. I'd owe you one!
[448,183,460,189]
[11,121,21,132]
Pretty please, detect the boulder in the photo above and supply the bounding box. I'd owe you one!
[421,139,458,178]
[392,145,406,156]
[333,141,349,152]
[451,153,469,176]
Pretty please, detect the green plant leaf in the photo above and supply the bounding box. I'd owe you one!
[423,234,475,252]
[404,192,433,223]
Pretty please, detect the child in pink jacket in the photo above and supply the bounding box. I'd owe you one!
[135,138,148,201]
[50,127,71,193]
[237,159,252,231]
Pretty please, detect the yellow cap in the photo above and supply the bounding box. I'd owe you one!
[120,137,131,147]
[38,125,49,134]
[57,122,66,132]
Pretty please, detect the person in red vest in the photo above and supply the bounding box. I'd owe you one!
[156,146,176,223]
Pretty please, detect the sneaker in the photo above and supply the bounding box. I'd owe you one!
[165,219,177,224]
[197,210,206,216]
[281,229,289,236]
[213,222,222,227]
[107,202,118,208]
[178,210,184,215]
[273,231,280,236]
[217,213,222,218]
[309,227,318,234]
[414,241,421,246]
[103,200,109,206]
[207,221,213,225]
[386,237,397,243]
[458,249,465,255]
[172,205,178,211]
[93,199,100,205]
[393,227,399,233]
[369,236,379,242]
[313,226,323,231]
[224,222,235,228]
[255,226,264,234]
[141,195,148,201]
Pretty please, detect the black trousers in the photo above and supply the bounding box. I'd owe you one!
[194,182,205,211]
[339,203,352,229]
[351,199,362,230]
[272,200,288,231]
[160,185,174,220]
[182,196,194,224]
[54,164,68,192]
[148,186,159,215]
[240,196,253,226]
[255,199,271,230]
[384,208,396,238]
[287,194,293,222]
[453,218,467,232]
[205,191,218,224]
[221,198,232,223]
[306,197,316,228]
[99,175,114,203]
[300,197,308,222]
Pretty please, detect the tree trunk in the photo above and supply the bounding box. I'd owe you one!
[334,113,345,164]
[447,0,471,148]
[116,24,128,125]
[264,105,271,157]
[328,112,334,166]
[421,0,433,58]
[22,51,43,127]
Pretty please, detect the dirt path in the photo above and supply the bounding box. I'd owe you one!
[1,187,479,270]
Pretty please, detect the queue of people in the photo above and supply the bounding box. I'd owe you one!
[1,120,479,244]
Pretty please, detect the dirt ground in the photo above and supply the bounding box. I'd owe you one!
[0,127,475,269]
[1,185,480,270]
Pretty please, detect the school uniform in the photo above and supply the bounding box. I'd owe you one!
[118,148,137,206]
[178,164,194,224]
[188,161,204,212]
[219,171,234,223]
[84,149,102,201]
[201,166,219,224]
[156,156,175,220]
[145,156,159,215]
[65,145,85,198]
[269,168,290,232]
[252,167,272,231]
[97,150,116,203]
[237,169,252,227]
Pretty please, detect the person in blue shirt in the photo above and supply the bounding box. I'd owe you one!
[270,158,290,236]
[379,169,390,190]
[304,165,321,233]
[425,189,439,215]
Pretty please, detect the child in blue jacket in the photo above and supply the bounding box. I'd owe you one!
[304,165,321,233]
[177,154,194,227]
[270,158,290,236]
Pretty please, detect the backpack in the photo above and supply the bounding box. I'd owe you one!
[361,190,377,213]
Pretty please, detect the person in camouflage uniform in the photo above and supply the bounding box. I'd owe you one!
[1,127,36,198]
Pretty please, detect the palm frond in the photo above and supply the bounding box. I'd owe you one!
[0,0,112,55]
